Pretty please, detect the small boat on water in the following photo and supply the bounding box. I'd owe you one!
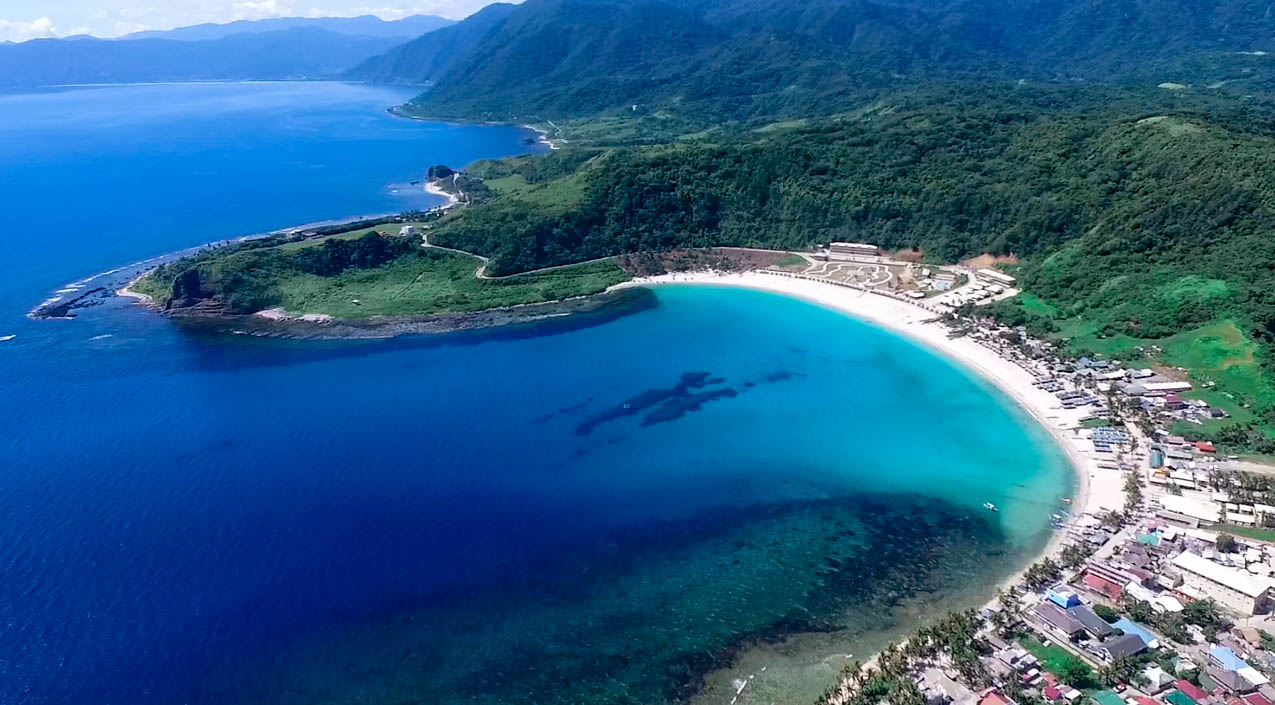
[1060,497,1073,505]
[0,335,14,342]
[983,502,999,512]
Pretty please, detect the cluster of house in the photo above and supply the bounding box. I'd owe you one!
[1032,587,1156,662]
[957,530,1275,705]
[1103,367,1227,427]
[1071,520,1275,617]
[1033,376,1106,414]
[1145,446,1275,536]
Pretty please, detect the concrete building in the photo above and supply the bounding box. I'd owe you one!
[1144,381,1194,393]
[1160,495,1222,525]
[977,268,1017,287]
[1172,552,1275,615]
[827,242,882,262]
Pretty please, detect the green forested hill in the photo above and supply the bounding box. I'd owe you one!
[391,0,1275,122]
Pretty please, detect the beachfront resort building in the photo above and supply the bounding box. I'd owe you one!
[827,242,883,262]
[977,268,1017,287]
[1171,552,1275,615]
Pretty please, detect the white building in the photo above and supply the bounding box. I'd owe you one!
[1144,381,1194,393]
[977,268,1017,286]
[1160,494,1221,524]
[1172,551,1275,615]
[827,242,882,262]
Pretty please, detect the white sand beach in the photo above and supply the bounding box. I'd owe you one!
[423,179,460,208]
[116,273,155,305]
[617,270,1128,546]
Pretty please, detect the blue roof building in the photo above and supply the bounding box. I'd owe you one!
[1047,586,1081,609]
[1209,645,1250,672]
[1113,618,1160,648]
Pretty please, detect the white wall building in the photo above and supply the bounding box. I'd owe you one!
[1172,551,1275,615]
[976,268,1017,286]
[827,242,882,262]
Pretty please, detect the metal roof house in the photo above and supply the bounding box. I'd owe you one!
[1033,603,1085,639]
[1067,605,1116,639]
[1098,633,1148,661]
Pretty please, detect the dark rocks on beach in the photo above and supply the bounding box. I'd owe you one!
[30,287,108,319]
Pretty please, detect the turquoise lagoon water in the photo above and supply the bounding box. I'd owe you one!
[0,83,1072,704]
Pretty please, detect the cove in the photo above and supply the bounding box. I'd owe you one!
[0,83,1071,704]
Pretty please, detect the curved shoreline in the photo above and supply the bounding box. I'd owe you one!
[616,271,1126,596]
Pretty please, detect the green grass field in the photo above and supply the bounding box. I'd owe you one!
[1216,524,1275,542]
[273,223,424,253]
[774,254,807,268]
[478,171,589,213]
[273,252,630,318]
[1020,637,1097,686]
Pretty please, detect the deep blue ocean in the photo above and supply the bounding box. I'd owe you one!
[0,83,1071,705]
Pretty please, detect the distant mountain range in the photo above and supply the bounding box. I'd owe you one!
[363,0,1275,121]
[120,14,452,42]
[0,14,452,88]
[344,4,518,85]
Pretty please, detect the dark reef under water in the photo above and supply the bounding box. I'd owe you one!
[199,492,1013,705]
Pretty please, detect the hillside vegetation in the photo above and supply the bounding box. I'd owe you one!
[389,0,1275,123]
[136,225,630,319]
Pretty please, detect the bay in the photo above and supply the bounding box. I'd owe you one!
[0,82,1071,705]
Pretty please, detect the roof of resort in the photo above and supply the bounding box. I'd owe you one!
[1174,552,1275,597]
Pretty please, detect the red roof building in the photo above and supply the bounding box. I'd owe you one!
[1178,680,1210,702]
[1195,441,1217,453]
[981,691,1015,705]
[1242,694,1274,705]
[1083,571,1124,600]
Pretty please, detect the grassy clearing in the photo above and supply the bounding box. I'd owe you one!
[273,223,424,253]
[1137,115,1204,136]
[274,252,630,318]
[1020,637,1096,684]
[1216,524,1275,542]
[473,168,589,212]
[484,174,529,194]
[755,119,809,133]
[774,254,808,268]
[1017,293,1059,318]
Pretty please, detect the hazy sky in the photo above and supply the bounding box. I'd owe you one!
[0,0,509,41]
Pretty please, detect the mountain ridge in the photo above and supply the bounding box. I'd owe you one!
[345,4,518,85]
[0,28,404,87]
[386,0,1275,122]
[119,14,452,42]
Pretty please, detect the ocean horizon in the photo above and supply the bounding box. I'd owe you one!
[0,82,1072,704]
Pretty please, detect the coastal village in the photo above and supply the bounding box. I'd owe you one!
[728,246,1275,705]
